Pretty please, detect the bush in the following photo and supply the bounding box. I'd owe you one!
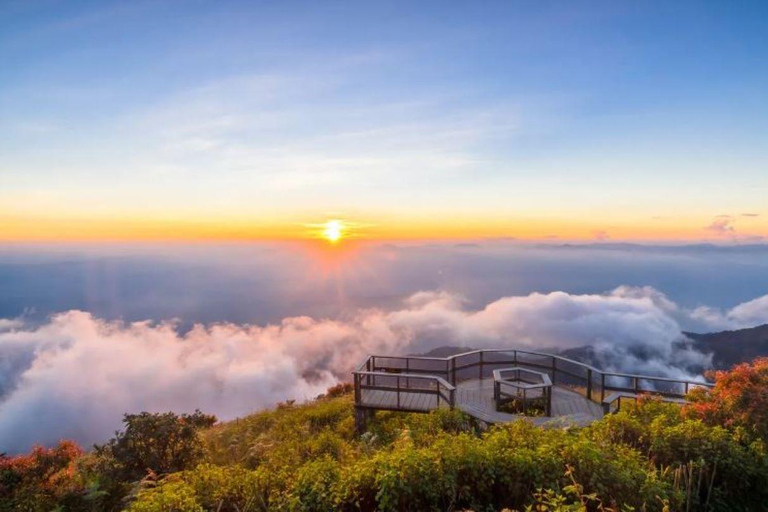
[590,396,768,511]
[324,382,354,398]
[95,410,217,484]
[0,440,85,512]
[290,457,341,511]
[128,464,276,512]
[204,394,356,469]
[685,357,768,442]
[128,477,202,512]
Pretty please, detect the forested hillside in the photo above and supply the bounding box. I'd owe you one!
[686,324,768,369]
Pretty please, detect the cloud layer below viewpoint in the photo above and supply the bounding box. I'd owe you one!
[1,286,768,452]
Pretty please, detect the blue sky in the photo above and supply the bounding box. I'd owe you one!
[1,0,767,241]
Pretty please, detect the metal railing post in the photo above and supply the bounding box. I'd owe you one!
[601,373,605,402]
[406,358,410,389]
[551,356,556,384]
[546,386,552,416]
[368,357,373,386]
[354,373,361,403]
[396,375,400,408]
[479,351,483,380]
[586,369,592,401]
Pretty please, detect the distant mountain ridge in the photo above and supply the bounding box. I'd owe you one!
[419,324,768,374]
[539,242,768,254]
[685,323,768,370]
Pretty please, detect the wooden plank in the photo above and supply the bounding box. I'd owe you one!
[362,389,377,406]
[360,375,606,427]
[412,392,425,411]
[374,390,389,407]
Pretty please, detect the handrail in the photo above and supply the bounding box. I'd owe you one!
[369,349,712,388]
[493,367,553,389]
[492,366,553,416]
[353,370,455,391]
[602,391,687,415]
[358,348,713,406]
[598,371,710,386]
[353,369,456,410]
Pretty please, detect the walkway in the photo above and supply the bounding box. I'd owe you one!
[352,348,712,431]
[358,377,603,426]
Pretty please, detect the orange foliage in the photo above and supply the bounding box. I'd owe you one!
[0,440,84,503]
[684,357,768,441]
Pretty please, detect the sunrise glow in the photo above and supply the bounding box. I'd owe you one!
[323,220,344,243]
[0,1,765,246]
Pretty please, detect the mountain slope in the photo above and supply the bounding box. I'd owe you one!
[686,324,768,369]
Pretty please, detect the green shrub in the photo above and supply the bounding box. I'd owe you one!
[128,477,202,512]
[204,394,356,469]
[589,397,768,511]
[128,464,278,512]
[289,457,341,511]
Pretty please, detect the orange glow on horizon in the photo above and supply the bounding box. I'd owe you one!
[0,212,765,244]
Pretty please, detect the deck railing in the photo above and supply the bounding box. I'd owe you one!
[353,357,455,412]
[492,367,553,416]
[353,348,713,412]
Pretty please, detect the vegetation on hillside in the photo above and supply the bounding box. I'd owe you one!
[685,324,768,369]
[2,362,768,511]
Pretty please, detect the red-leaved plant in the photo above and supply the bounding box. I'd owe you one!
[684,357,768,442]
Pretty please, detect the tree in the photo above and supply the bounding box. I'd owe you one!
[95,410,216,484]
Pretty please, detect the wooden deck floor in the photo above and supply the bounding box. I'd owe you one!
[358,378,604,427]
[358,389,442,412]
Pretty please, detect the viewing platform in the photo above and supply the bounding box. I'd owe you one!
[352,349,713,431]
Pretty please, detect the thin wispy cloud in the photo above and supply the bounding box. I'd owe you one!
[705,215,736,236]
[703,214,765,243]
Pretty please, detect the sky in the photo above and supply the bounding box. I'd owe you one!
[2,0,768,242]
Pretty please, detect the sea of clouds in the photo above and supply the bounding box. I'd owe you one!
[1,285,768,453]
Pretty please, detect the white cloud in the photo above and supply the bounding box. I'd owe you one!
[690,294,768,331]
[2,286,768,452]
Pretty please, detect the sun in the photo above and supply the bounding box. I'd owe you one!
[322,220,344,243]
